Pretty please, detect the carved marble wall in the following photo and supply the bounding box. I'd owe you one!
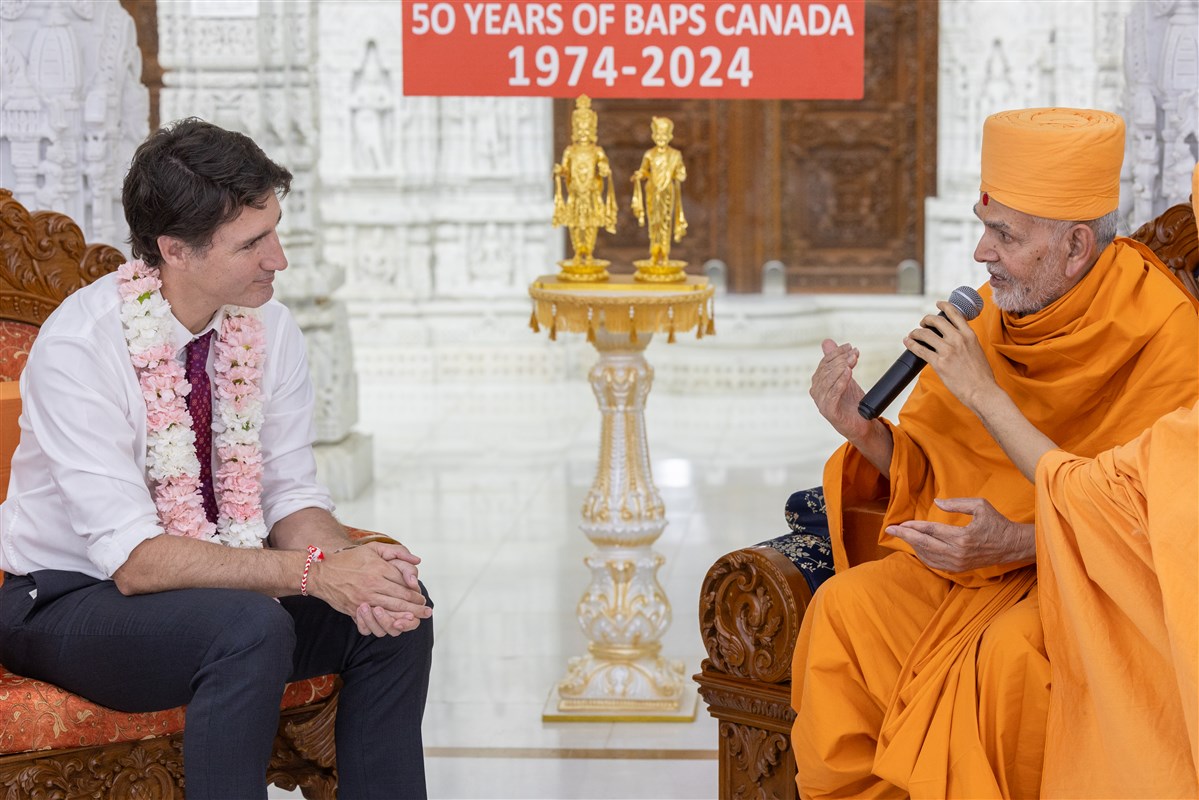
[5,0,1193,406]
[155,0,371,498]
[328,0,1190,392]
[926,0,1195,301]
[923,0,1137,299]
[314,0,562,383]
[0,0,148,251]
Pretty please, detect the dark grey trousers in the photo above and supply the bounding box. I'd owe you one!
[0,570,433,800]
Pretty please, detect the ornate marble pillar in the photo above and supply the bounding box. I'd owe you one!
[156,0,371,498]
[0,0,148,251]
[1123,0,1199,228]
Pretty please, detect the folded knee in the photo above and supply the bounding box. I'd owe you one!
[977,600,1046,671]
[200,591,296,663]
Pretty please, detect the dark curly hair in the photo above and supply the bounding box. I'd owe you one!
[122,118,293,266]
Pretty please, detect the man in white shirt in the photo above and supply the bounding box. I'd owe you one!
[0,118,433,800]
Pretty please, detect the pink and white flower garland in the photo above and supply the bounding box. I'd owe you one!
[117,260,268,548]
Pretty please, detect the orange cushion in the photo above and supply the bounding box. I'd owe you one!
[0,321,38,382]
[0,665,337,754]
[1,380,20,506]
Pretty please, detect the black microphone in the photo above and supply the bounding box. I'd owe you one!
[857,286,985,420]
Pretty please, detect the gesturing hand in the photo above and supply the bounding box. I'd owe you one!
[810,339,872,442]
[885,497,1035,573]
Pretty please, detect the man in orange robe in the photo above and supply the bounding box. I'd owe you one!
[792,109,1199,798]
[889,166,1198,795]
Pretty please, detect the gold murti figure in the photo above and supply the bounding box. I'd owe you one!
[631,116,688,283]
[552,95,617,282]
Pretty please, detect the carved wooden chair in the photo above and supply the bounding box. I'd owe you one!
[0,188,342,799]
[693,199,1199,800]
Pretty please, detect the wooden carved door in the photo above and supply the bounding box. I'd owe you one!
[554,0,937,294]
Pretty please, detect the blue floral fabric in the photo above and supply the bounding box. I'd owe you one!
[758,486,835,595]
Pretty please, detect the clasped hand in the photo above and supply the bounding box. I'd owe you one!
[309,542,430,637]
[886,497,1034,573]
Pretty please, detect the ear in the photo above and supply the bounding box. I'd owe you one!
[1062,223,1097,279]
[156,235,189,270]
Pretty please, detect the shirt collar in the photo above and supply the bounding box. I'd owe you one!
[171,307,227,357]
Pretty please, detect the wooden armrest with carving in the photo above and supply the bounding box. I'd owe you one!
[698,498,888,686]
[699,544,812,686]
[694,497,892,799]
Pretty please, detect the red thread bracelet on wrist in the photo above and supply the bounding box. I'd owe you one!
[301,545,324,596]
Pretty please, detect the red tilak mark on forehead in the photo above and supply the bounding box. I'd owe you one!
[982,192,990,206]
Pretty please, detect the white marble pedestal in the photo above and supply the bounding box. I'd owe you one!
[528,275,715,722]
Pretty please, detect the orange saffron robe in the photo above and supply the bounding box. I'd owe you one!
[1036,404,1198,798]
[792,239,1199,798]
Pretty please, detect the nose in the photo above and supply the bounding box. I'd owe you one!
[263,231,288,272]
[973,231,995,264]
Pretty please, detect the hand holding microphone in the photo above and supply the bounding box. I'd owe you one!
[857,286,985,420]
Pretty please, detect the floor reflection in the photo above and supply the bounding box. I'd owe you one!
[277,376,842,799]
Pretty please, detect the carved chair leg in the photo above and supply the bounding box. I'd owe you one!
[268,694,340,799]
[719,719,797,800]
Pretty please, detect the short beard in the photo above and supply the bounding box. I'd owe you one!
[990,260,1074,315]
[990,222,1079,315]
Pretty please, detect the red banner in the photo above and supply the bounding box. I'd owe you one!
[402,2,865,99]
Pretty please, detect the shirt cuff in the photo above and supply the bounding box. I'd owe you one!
[263,492,337,532]
[86,522,165,579]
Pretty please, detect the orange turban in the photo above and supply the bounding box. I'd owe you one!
[980,108,1124,221]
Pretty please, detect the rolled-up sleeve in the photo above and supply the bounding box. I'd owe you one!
[20,334,163,578]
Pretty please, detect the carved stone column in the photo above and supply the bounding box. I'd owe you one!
[0,0,148,251]
[156,0,371,498]
[1122,0,1199,229]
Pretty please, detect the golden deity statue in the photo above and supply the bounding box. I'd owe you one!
[552,95,617,282]
[631,116,688,283]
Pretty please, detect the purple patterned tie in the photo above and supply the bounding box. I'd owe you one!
[185,329,218,524]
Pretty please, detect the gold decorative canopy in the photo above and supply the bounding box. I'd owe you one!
[528,275,714,344]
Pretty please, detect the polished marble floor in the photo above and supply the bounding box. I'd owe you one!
[274,351,851,799]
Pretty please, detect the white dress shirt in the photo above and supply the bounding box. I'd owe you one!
[0,272,334,580]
